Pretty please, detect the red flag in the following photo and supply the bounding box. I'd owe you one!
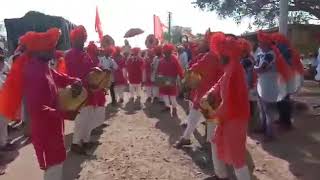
[95,6,104,42]
[153,15,166,42]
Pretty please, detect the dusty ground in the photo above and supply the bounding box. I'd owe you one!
[1,81,320,180]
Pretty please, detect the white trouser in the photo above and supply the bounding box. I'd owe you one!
[91,106,105,130]
[152,86,159,98]
[145,86,153,98]
[129,84,141,98]
[163,95,178,108]
[44,163,63,180]
[73,106,94,144]
[211,142,251,180]
[182,108,203,139]
[114,85,125,100]
[0,116,8,147]
[206,121,217,142]
[21,97,29,123]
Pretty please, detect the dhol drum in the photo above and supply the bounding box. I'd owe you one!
[58,86,88,112]
[155,75,177,87]
[86,68,112,91]
[199,93,220,123]
[182,70,202,89]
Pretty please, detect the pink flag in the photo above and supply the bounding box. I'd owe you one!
[153,15,166,42]
[95,6,104,42]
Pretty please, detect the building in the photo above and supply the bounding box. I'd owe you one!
[241,24,320,55]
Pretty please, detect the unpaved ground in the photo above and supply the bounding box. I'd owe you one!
[1,81,320,180]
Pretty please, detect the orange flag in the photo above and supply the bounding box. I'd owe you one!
[153,15,166,42]
[95,6,104,42]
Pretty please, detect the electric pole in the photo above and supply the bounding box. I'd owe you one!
[279,0,289,36]
[168,12,172,42]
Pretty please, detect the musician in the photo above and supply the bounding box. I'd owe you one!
[64,26,98,154]
[143,49,156,102]
[150,46,163,102]
[272,33,304,130]
[113,46,128,103]
[0,28,81,179]
[201,33,251,180]
[157,44,184,116]
[175,38,223,148]
[126,47,144,101]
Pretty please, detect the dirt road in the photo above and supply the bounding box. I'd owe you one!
[1,81,320,180]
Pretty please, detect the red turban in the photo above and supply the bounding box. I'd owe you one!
[131,47,141,56]
[104,46,116,56]
[20,28,61,53]
[257,31,293,81]
[271,33,303,75]
[114,46,122,56]
[162,44,176,54]
[257,30,273,47]
[70,25,87,44]
[153,46,162,56]
[87,41,98,57]
[238,38,252,56]
[210,32,241,59]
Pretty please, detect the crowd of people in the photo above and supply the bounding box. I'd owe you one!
[0,24,305,180]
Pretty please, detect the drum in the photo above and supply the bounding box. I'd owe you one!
[86,69,112,91]
[182,70,202,89]
[199,93,219,121]
[155,75,177,87]
[58,86,88,111]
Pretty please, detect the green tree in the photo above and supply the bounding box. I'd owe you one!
[193,0,320,28]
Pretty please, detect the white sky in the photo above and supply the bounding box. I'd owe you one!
[0,0,251,47]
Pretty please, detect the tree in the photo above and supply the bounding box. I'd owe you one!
[164,26,193,44]
[193,0,320,28]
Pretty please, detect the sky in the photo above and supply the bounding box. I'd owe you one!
[0,0,251,47]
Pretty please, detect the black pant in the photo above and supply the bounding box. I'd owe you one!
[110,82,116,103]
[277,95,292,126]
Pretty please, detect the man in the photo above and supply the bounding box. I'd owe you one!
[126,47,144,101]
[0,47,14,152]
[201,33,251,180]
[175,38,223,148]
[255,31,292,140]
[272,33,303,130]
[150,46,163,102]
[64,25,98,154]
[157,44,184,116]
[86,43,109,131]
[178,46,189,70]
[143,49,156,102]
[1,28,81,180]
[98,46,118,106]
[113,47,127,103]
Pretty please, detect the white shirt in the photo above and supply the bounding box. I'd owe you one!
[0,61,10,89]
[98,56,118,71]
[179,51,189,69]
[98,56,118,82]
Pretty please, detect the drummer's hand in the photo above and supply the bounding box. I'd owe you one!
[71,81,82,98]
[200,97,211,110]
